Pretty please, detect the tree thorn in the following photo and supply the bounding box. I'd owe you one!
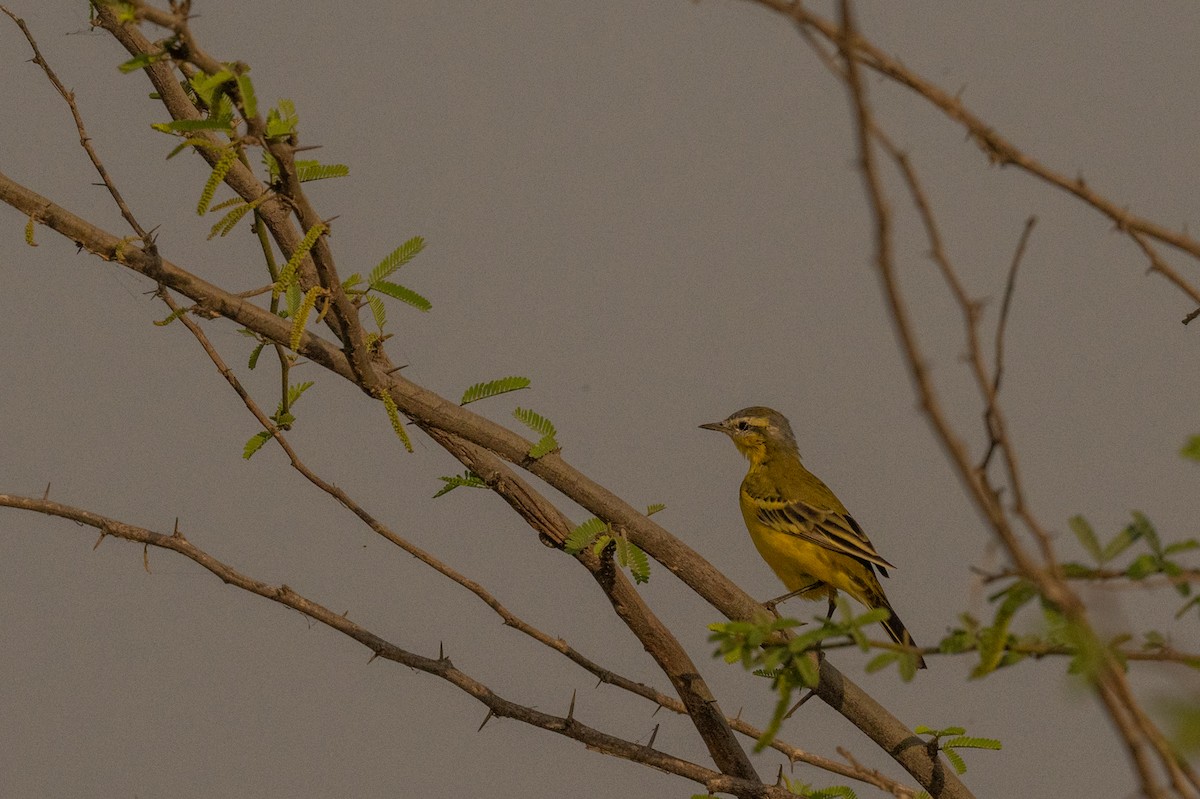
[477,708,495,732]
[566,689,576,721]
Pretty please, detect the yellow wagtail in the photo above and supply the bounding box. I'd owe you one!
[701,406,926,669]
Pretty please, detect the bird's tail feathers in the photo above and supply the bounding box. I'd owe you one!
[878,601,927,670]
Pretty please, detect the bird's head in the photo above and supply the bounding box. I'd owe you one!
[700,406,800,463]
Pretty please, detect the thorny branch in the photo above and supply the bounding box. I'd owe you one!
[833,1,1199,797]
[0,5,963,794]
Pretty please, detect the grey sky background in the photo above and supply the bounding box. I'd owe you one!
[2,2,1198,797]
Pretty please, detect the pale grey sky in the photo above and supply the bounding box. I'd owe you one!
[2,2,1198,797]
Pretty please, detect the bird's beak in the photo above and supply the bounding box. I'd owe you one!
[699,421,725,432]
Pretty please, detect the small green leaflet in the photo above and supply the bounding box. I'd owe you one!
[433,471,487,498]
[243,430,272,459]
[513,407,558,457]
[613,535,651,584]
[372,280,431,312]
[296,161,349,182]
[1182,435,1200,462]
[460,376,531,405]
[368,236,425,285]
[266,99,298,139]
[234,72,257,119]
[564,518,607,554]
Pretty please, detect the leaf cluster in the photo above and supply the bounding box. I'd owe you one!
[912,725,1002,778]
[1068,512,1199,616]
[563,513,657,585]
[709,598,919,749]
[242,381,314,459]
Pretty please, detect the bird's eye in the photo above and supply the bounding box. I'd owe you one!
[735,420,750,432]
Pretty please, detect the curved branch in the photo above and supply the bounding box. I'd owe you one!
[0,494,782,795]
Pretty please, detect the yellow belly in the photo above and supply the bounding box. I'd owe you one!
[741,503,872,603]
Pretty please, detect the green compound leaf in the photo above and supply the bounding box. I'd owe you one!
[433,471,487,498]
[942,748,968,775]
[379,390,413,453]
[614,535,650,583]
[369,236,426,285]
[284,381,315,409]
[289,286,323,351]
[265,99,298,140]
[153,307,189,327]
[366,294,387,331]
[247,342,265,370]
[460,376,531,405]
[372,280,431,312]
[943,736,1003,751]
[207,193,269,240]
[196,147,239,215]
[234,72,257,119]
[119,50,170,73]
[513,406,555,437]
[152,117,235,134]
[296,160,349,182]
[528,434,558,458]
[513,407,559,457]
[564,517,608,554]
[243,430,272,459]
[274,222,326,296]
[1069,515,1102,563]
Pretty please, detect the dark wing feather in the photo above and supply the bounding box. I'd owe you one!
[755,499,895,574]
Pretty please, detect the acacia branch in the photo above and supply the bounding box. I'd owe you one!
[0,494,802,797]
[0,139,950,798]
[834,4,1197,796]
[6,7,961,792]
[752,0,1200,312]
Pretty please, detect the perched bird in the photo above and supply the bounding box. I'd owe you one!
[701,406,926,669]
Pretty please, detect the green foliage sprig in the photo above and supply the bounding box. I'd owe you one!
[341,236,432,333]
[243,380,314,459]
[513,407,558,458]
[432,471,487,498]
[379,389,414,453]
[912,725,1002,778]
[709,597,918,749]
[196,146,239,215]
[289,285,325,352]
[563,516,652,584]
[1068,512,1199,616]
[460,377,531,405]
[207,193,270,239]
[273,222,326,298]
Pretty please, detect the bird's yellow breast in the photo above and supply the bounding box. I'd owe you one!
[738,489,871,602]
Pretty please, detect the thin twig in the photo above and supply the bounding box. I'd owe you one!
[761,0,1200,307]
[992,216,1037,397]
[0,493,807,798]
[3,5,148,239]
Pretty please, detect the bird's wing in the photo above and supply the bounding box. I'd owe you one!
[753,497,896,574]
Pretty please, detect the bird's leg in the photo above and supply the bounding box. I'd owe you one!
[762,581,821,616]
